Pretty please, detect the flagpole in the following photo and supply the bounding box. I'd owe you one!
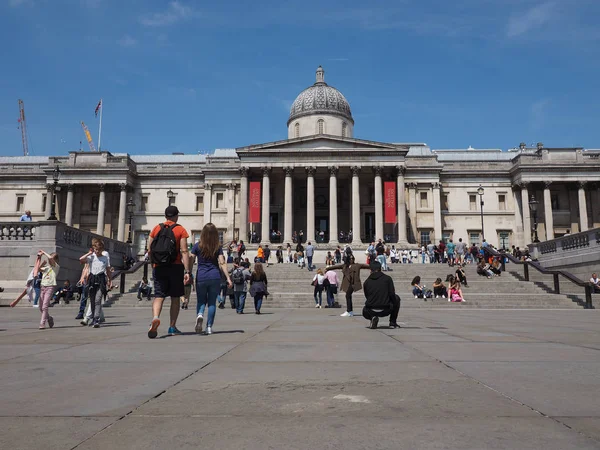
[97,99,103,152]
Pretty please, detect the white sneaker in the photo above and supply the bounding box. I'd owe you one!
[442,295,446,299]
[435,295,439,298]
[195,314,204,334]
[32,304,38,308]
[205,326,212,335]
[340,311,351,317]
[315,304,320,308]
[415,296,418,299]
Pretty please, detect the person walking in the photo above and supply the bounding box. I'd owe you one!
[191,223,232,335]
[362,261,400,329]
[312,268,326,308]
[455,238,466,265]
[325,251,370,317]
[181,270,194,310]
[79,238,112,328]
[305,241,315,271]
[25,250,60,329]
[231,259,251,313]
[324,266,339,308]
[249,262,268,314]
[147,206,191,339]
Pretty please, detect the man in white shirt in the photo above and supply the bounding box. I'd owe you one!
[590,273,600,293]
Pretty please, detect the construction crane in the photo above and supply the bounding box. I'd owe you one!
[18,99,29,156]
[80,121,97,152]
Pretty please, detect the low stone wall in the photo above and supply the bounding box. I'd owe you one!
[0,221,129,285]
[529,228,600,279]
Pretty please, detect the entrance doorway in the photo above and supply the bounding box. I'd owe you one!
[270,213,281,243]
[365,213,375,243]
[315,216,328,243]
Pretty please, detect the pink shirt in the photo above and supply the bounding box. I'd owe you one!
[325,270,339,286]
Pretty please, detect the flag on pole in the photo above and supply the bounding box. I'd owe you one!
[94,99,102,117]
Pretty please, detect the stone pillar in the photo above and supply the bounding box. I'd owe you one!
[578,181,589,232]
[396,166,408,245]
[117,183,127,242]
[45,184,53,220]
[512,185,524,248]
[351,166,362,244]
[65,184,74,227]
[261,167,271,244]
[96,184,106,236]
[329,166,339,244]
[520,182,531,244]
[284,167,293,244]
[408,183,418,242]
[204,183,212,225]
[374,166,384,241]
[306,167,316,243]
[433,182,442,243]
[543,181,554,240]
[239,168,248,244]
[227,183,236,242]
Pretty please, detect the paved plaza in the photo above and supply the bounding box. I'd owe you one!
[1,307,600,449]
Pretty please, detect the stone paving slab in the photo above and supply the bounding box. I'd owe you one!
[0,307,599,449]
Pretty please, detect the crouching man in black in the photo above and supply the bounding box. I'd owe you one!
[362,261,400,329]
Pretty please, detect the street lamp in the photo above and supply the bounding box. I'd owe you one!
[166,189,175,205]
[477,185,485,242]
[528,194,540,243]
[48,165,61,220]
[126,197,135,244]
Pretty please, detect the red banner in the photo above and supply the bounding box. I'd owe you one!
[248,181,261,223]
[384,181,397,223]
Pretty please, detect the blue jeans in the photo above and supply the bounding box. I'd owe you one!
[217,283,227,305]
[254,294,264,312]
[412,287,423,297]
[78,285,89,315]
[314,287,322,305]
[234,291,246,313]
[307,256,313,270]
[33,287,41,306]
[326,286,335,307]
[196,279,220,327]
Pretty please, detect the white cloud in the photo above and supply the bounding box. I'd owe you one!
[117,35,137,47]
[139,1,196,27]
[507,1,556,37]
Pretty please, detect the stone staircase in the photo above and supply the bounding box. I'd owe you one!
[103,261,585,309]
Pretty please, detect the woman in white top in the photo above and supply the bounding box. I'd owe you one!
[79,238,112,328]
[312,268,326,308]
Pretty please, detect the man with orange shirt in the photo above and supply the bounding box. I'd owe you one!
[147,206,191,338]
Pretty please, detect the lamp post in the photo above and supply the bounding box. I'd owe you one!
[529,194,540,243]
[477,185,485,243]
[126,197,135,244]
[48,165,61,220]
[167,189,175,205]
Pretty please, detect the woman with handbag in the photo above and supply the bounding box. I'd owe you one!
[312,268,326,308]
[249,262,268,314]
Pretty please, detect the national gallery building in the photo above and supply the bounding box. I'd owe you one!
[1,67,599,253]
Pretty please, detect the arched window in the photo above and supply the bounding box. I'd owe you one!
[342,122,347,137]
[317,119,324,135]
[294,122,300,138]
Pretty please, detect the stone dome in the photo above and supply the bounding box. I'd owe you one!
[287,66,354,125]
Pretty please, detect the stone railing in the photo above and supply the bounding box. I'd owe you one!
[528,227,600,278]
[0,221,131,285]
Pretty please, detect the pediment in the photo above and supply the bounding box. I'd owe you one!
[237,134,402,153]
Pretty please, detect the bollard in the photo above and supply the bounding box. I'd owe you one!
[523,263,529,282]
[553,273,560,294]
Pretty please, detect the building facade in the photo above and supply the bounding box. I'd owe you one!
[1,67,600,252]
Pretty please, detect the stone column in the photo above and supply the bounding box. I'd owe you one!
[374,166,384,241]
[227,183,236,241]
[204,183,212,225]
[65,184,74,227]
[351,166,362,244]
[96,184,106,236]
[239,168,248,243]
[520,182,531,244]
[408,183,418,242]
[329,166,339,244]
[261,167,271,244]
[396,166,408,245]
[117,183,127,242]
[433,182,442,243]
[284,167,293,244]
[45,184,53,220]
[512,185,524,247]
[306,167,316,243]
[543,181,554,240]
[578,181,589,232]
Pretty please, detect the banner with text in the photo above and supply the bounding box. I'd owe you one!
[384,181,397,224]
[249,181,261,223]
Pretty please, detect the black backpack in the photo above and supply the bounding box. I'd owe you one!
[232,267,245,285]
[150,223,180,265]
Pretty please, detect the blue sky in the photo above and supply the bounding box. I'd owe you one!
[1,0,599,156]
